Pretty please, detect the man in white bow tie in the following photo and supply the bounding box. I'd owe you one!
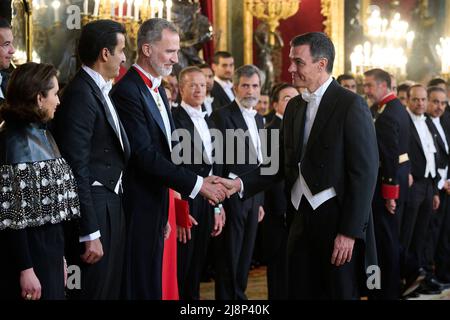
[210,64,266,300]
[111,18,229,300]
[217,32,379,299]
[172,66,225,299]
[53,19,130,300]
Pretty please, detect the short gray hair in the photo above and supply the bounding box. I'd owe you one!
[137,18,178,51]
[233,64,262,87]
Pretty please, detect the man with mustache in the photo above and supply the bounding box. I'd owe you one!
[211,64,266,300]
[111,18,227,300]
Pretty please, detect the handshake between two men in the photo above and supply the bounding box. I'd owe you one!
[199,176,243,205]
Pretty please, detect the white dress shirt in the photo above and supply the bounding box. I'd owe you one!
[214,76,235,102]
[291,76,336,211]
[80,65,126,242]
[204,95,214,116]
[408,109,437,178]
[0,73,4,99]
[181,102,213,174]
[133,64,172,151]
[133,64,203,199]
[236,100,263,164]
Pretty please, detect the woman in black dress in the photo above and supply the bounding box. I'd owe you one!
[0,62,80,300]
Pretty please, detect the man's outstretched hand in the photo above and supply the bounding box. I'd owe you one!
[213,177,242,197]
[200,176,230,205]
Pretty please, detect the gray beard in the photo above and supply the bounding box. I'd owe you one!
[151,61,173,77]
[239,97,258,109]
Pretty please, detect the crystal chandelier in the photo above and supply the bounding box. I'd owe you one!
[350,6,415,78]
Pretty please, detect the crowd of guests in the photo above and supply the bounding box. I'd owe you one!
[1,15,450,301]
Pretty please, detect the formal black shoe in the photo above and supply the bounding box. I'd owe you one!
[402,268,427,297]
[403,291,421,299]
[416,283,442,295]
[426,276,450,290]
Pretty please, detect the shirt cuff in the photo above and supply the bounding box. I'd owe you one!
[228,172,244,198]
[190,176,203,199]
[79,230,101,242]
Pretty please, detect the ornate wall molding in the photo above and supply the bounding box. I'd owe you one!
[321,0,345,76]
[243,1,253,64]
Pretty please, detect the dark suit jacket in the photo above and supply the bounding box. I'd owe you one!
[264,115,286,216]
[53,68,130,236]
[241,80,379,265]
[211,80,232,111]
[374,98,410,198]
[211,101,265,176]
[172,105,222,179]
[0,70,9,115]
[426,116,450,175]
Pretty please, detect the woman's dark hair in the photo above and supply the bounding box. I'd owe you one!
[0,62,57,123]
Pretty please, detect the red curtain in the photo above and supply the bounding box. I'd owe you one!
[200,0,214,64]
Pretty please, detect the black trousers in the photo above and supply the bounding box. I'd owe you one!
[262,212,288,300]
[66,187,126,300]
[424,190,448,271]
[371,178,402,299]
[177,197,214,300]
[401,178,434,267]
[215,194,261,300]
[435,191,450,281]
[287,197,362,300]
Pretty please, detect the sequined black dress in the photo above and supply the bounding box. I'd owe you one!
[0,121,80,300]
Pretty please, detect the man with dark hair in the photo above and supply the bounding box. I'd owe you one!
[397,83,412,107]
[218,32,379,299]
[53,20,130,299]
[211,64,266,300]
[197,63,215,116]
[428,78,447,89]
[0,17,14,104]
[403,84,441,295]
[337,74,357,93]
[423,86,450,292]
[111,18,227,300]
[211,51,235,111]
[363,68,411,299]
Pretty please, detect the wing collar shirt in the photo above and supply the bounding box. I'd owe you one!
[291,76,337,211]
[181,101,213,175]
[214,76,235,102]
[236,99,263,165]
[204,95,214,116]
[408,108,437,178]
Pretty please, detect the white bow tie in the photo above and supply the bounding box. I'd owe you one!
[187,108,207,119]
[205,96,214,104]
[242,108,257,117]
[301,91,317,103]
